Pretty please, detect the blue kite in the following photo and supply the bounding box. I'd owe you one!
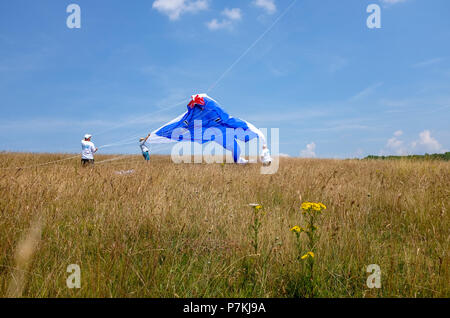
[146,94,271,164]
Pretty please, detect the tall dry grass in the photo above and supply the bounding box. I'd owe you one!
[0,152,448,297]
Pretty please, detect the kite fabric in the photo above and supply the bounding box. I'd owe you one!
[146,94,269,163]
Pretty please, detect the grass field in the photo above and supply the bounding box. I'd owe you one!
[0,152,448,297]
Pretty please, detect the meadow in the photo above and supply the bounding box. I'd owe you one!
[0,152,448,297]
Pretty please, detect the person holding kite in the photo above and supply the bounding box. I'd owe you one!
[140,133,151,162]
[81,134,98,166]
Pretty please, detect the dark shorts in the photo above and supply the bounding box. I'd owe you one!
[142,151,150,161]
[81,159,94,166]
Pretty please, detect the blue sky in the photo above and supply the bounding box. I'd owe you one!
[0,0,449,158]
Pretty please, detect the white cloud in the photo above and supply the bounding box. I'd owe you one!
[412,130,446,153]
[381,130,447,155]
[253,0,277,15]
[207,8,242,31]
[222,8,242,21]
[386,134,407,155]
[206,19,231,30]
[152,0,208,20]
[381,130,409,155]
[300,142,316,158]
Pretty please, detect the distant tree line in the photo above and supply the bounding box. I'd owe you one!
[364,152,450,161]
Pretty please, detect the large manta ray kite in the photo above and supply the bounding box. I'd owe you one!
[147,94,271,164]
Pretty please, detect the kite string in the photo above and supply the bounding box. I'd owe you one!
[97,108,218,151]
[92,99,187,138]
[207,0,299,93]
[0,154,80,170]
[96,143,175,165]
[0,101,188,170]
[0,140,154,170]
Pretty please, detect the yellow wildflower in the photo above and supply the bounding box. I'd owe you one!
[301,201,326,213]
[249,203,262,209]
[290,226,302,233]
[301,202,312,210]
[301,251,315,260]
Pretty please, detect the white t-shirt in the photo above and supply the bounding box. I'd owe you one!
[261,148,272,164]
[81,140,96,160]
[140,141,149,153]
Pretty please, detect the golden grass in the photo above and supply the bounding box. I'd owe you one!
[0,152,448,297]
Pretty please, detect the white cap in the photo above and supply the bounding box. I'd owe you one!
[84,134,92,139]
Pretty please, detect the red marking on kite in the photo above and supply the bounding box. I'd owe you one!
[188,95,205,109]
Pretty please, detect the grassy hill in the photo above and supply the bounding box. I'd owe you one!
[0,153,448,297]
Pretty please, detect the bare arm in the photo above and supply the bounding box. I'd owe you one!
[143,132,151,143]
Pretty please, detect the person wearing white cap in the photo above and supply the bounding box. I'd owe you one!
[139,133,151,162]
[81,134,98,166]
[260,144,272,166]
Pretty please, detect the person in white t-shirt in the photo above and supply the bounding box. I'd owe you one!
[260,144,272,166]
[81,134,98,166]
[140,133,151,162]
